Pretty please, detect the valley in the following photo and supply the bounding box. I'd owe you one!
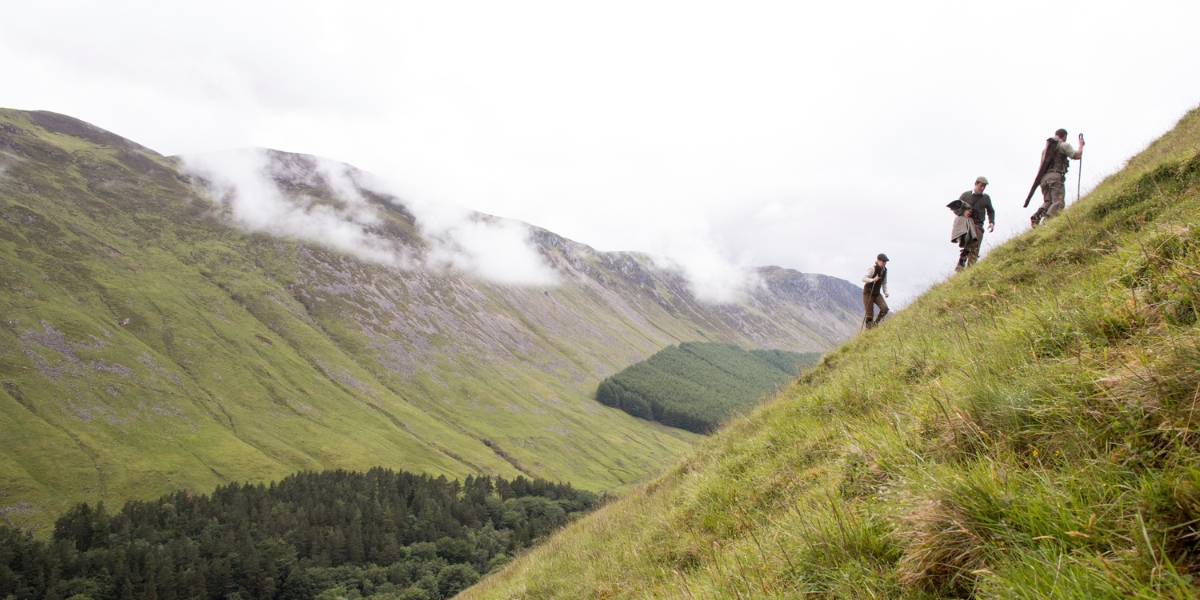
[0,109,861,533]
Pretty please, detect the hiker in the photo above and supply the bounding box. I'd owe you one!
[861,253,889,329]
[1030,128,1085,227]
[950,176,995,271]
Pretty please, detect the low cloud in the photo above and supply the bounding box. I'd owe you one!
[650,231,759,304]
[182,149,403,265]
[0,153,20,179]
[180,148,557,286]
[424,215,558,286]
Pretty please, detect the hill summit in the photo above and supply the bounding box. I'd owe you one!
[462,105,1200,598]
[0,109,860,532]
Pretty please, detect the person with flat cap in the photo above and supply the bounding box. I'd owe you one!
[951,176,995,271]
[861,253,889,329]
[1030,128,1085,227]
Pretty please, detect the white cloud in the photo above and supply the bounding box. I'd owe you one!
[0,151,20,179]
[180,149,558,286]
[425,216,558,287]
[3,1,1200,304]
[310,157,376,215]
[181,149,405,265]
[352,170,560,286]
[650,239,758,305]
[607,218,756,304]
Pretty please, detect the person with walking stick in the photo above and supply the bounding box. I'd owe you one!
[1029,128,1085,227]
[861,254,889,330]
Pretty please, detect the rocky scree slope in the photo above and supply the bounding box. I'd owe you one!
[462,105,1200,599]
[0,109,860,533]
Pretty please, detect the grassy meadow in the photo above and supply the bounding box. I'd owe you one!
[461,105,1200,598]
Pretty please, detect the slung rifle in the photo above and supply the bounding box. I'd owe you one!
[1024,137,1060,208]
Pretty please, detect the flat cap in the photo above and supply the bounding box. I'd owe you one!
[975,176,989,185]
[877,253,889,262]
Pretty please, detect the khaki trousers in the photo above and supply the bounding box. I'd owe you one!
[862,292,888,328]
[1034,172,1066,224]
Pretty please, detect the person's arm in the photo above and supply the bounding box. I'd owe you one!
[862,266,877,285]
[1060,142,1081,161]
[882,277,888,297]
[1072,137,1084,160]
[986,197,996,232]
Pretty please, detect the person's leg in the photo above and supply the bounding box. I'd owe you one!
[873,294,889,325]
[863,291,876,328]
[963,233,983,268]
[1045,176,1066,218]
[1032,174,1056,226]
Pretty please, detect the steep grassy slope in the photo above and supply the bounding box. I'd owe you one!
[596,343,821,433]
[462,105,1200,599]
[0,110,860,534]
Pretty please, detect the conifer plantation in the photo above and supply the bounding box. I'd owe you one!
[0,469,598,600]
[595,342,820,433]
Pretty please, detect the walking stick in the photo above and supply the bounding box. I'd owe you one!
[1076,133,1084,202]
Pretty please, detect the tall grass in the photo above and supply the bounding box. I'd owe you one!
[461,105,1200,599]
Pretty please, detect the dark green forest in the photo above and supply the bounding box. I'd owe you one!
[595,343,820,433]
[0,469,599,600]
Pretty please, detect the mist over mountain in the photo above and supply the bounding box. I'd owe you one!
[0,109,859,532]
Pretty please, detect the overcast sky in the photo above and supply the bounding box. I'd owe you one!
[3,1,1199,304]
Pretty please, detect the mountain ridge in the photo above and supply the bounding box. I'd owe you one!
[0,108,860,533]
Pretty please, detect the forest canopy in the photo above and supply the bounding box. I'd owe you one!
[595,343,821,434]
[0,468,599,600]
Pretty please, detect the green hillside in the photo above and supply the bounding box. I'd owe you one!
[462,106,1200,598]
[0,110,861,534]
[595,343,820,433]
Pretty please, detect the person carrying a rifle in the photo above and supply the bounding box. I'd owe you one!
[861,253,889,329]
[1030,128,1085,227]
[951,176,995,271]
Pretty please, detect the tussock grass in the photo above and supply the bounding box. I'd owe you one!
[461,104,1200,598]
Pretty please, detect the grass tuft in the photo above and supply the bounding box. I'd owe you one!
[460,105,1200,599]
